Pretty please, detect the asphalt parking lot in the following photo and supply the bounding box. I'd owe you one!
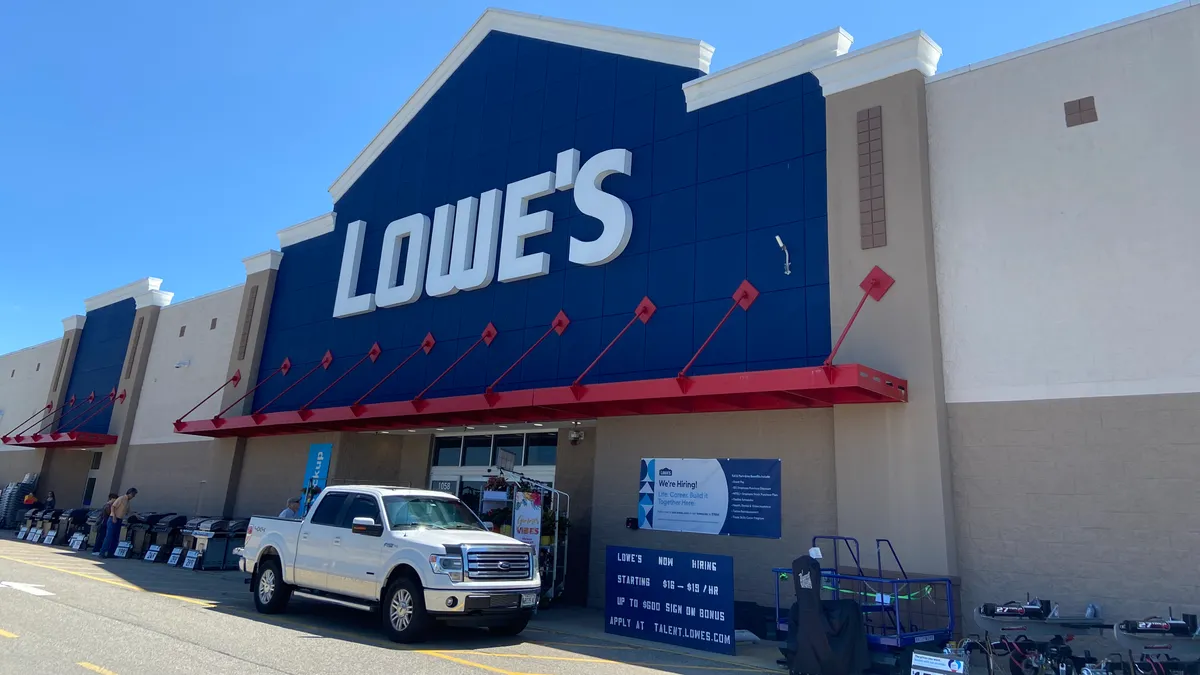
[0,537,780,675]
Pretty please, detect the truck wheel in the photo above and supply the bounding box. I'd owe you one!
[253,558,291,614]
[490,612,532,637]
[382,577,431,643]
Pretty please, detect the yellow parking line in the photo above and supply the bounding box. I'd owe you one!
[77,663,119,675]
[531,639,635,650]
[0,555,142,590]
[0,554,216,606]
[416,650,547,675]
[445,652,611,663]
[0,628,17,639]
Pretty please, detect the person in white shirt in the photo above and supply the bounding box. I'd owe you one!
[278,497,300,519]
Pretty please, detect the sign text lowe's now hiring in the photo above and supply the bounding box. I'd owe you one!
[332,147,633,319]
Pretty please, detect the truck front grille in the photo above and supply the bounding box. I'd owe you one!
[466,548,532,580]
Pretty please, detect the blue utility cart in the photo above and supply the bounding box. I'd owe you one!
[774,536,956,669]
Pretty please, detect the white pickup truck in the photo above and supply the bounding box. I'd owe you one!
[238,485,540,643]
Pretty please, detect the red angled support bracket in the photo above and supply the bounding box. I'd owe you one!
[413,324,497,411]
[352,334,436,417]
[252,352,332,424]
[486,311,570,406]
[676,281,759,392]
[174,370,242,429]
[3,402,52,444]
[40,392,99,438]
[205,358,292,429]
[571,297,656,399]
[298,343,382,420]
[56,390,119,439]
[14,396,75,443]
[822,266,895,381]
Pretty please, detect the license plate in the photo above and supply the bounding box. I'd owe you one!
[520,592,538,608]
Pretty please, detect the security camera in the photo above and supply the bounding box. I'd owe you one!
[174,360,191,369]
[568,429,585,445]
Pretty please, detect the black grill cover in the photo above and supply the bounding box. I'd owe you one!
[784,555,870,675]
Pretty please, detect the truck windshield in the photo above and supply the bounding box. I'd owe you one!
[382,496,484,531]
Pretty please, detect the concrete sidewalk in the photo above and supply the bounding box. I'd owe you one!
[530,605,786,672]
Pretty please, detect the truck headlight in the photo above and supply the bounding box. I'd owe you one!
[429,554,463,582]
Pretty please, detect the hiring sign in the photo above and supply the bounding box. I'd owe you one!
[605,546,735,655]
[638,458,781,538]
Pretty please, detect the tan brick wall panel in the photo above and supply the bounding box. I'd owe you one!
[949,394,1200,620]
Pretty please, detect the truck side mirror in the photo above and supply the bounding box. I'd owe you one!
[351,516,383,537]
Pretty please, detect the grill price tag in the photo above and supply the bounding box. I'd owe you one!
[114,542,132,558]
[183,550,200,569]
[42,530,57,545]
[167,547,183,566]
[69,533,86,550]
[16,526,28,539]
[144,545,161,562]
[26,529,40,541]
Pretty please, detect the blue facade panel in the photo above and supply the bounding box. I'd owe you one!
[63,298,135,434]
[254,31,831,413]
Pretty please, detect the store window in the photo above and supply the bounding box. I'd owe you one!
[525,432,557,466]
[432,436,462,466]
[462,435,493,466]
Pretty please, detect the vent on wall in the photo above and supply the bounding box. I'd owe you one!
[857,106,886,249]
[1065,96,1098,127]
[210,317,218,330]
[237,285,259,361]
[179,325,186,338]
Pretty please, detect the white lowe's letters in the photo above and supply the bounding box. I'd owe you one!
[332,147,634,318]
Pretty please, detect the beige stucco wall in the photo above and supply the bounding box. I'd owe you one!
[587,409,836,608]
[233,433,335,518]
[36,448,95,506]
[0,450,45,486]
[949,393,1200,620]
[331,431,432,487]
[119,440,229,516]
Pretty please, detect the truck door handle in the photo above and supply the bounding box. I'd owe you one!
[333,537,341,545]
[301,533,309,541]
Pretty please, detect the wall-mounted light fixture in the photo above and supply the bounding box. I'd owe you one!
[775,235,791,275]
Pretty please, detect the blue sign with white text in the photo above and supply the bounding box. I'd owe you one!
[605,546,735,655]
[299,443,332,517]
[639,458,781,538]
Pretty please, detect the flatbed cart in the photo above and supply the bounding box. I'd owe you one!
[774,536,956,672]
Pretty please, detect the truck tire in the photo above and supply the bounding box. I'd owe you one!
[382,577,431,643]
[490,611,532,637]
[253,558,292,614]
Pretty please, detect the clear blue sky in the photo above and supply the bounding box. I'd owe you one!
[0,0,1163,353]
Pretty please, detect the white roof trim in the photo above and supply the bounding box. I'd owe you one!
[83,278,163,312]
[277,212,335,248]
[243,250,284,275]
[328,8,714,203]
[683,28,853,111]
[929,0,1197,83]
[812,30,942,96]
[134,289,174,310]
[62,315,86,332]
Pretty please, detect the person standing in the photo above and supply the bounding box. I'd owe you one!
[99,488,137,558]
[90,493,119,555]
[278,497,301,519]
[44,491,56,510]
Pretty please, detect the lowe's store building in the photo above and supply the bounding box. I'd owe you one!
[3,3,1198,624]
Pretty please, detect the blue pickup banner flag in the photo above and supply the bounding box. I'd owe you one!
[605,546,735,655]
[299,443,332,517]
[638,458,781,539]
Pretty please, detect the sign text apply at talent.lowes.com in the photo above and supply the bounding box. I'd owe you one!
[333,147,633,318]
